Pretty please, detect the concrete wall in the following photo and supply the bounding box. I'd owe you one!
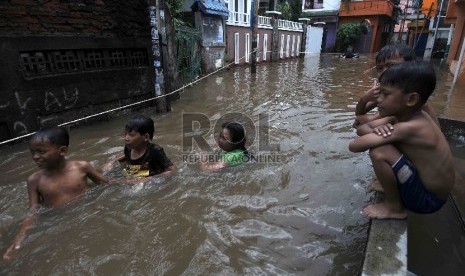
[0,0,152,142]
[226,25,273,64]
[225,26,302,64]
[201,46,226,72]
[194,12,227,73]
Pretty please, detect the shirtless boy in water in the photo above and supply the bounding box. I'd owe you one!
[349,61,455,219]
[3,127,110,260]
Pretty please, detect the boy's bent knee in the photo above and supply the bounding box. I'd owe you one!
[369,145,401,163]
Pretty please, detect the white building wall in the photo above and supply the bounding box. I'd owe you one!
[301,0,341,13]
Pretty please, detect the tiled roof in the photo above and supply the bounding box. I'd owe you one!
[191,0,229,17]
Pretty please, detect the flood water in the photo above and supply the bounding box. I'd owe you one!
[1,55,463,275]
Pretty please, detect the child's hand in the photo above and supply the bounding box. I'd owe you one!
[362,80,381,103]
[102,155,120,175]
[373,124,394,137]
[3,242,20,261]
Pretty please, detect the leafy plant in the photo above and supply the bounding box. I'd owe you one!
[277,0,302,21]
[165,0,183,19]
[277,1,292,20]
[288,0,303,21]
[336,23,364,52]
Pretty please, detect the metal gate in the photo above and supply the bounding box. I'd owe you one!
[175,26,202,85]
[305,26,324,54]
[355,29,373,54]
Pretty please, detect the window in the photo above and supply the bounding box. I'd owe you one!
[256,34,260,62]
[235,33,240,64]
[304,0,324,10]
[263,34,268,61]
[245,33,250,63]
[291,35,296,56]
[202,17,224,46]
[286,35,290,58]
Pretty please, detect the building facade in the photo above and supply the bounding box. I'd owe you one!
[225,0,304,64]
[301,0,340,52]
[338,0,396,53]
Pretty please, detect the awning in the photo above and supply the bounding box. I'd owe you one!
[191,0,229,17]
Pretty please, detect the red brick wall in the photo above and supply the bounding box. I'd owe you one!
[0,0,150,37]
[0,0,153,142]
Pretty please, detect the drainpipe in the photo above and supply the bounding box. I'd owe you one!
[452,37,465,86]
[441,23,454,67]
[424,0,444,59]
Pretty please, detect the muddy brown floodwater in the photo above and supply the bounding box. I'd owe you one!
[1,55,463,275]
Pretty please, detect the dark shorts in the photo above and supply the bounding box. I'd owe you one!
[392,155,446,214]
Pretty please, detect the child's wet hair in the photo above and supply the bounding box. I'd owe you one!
[222,122,247,151]
[379,61,436,105]
[29,126,69,147]
[376,44,416,64]
[125,115,155,139]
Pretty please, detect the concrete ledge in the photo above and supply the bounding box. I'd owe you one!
[362,219,407,276]
[438,117,465,138]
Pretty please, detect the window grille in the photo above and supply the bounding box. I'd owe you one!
[19,48,148,78]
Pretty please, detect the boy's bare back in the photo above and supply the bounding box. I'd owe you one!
[350,111,454,199]
[389,112,454,199]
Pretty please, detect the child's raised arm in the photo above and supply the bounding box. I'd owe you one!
[82,161,109,184]
[355,80,380,116]
[200,153,228,172]
[3,176,41,260]
[156,164,176,177]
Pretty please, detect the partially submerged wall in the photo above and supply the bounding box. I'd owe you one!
[0,0,152,142]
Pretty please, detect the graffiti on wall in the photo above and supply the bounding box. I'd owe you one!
[149,6,161,59]
[149,5,165,98]
[0,87,80,136]
[44,88,79,111]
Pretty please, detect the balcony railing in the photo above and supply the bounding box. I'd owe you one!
[339,0,394,17]
[278,19,303,32]
[228,11,250,26]
[257,15,272,28]
[227,13,303,32]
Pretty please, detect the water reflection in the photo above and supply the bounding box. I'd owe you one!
[1,55,463,275]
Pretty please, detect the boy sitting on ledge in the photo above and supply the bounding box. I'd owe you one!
[349,61,455,219]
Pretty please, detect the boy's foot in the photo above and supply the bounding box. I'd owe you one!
[362,203,407,220]
[367,180,384,192]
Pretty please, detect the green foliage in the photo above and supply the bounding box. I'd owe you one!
[277,0,302,21]
[289,0,302,21]
[165,0,183,19]
[336,23,364,51]
[277,1,292,20]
